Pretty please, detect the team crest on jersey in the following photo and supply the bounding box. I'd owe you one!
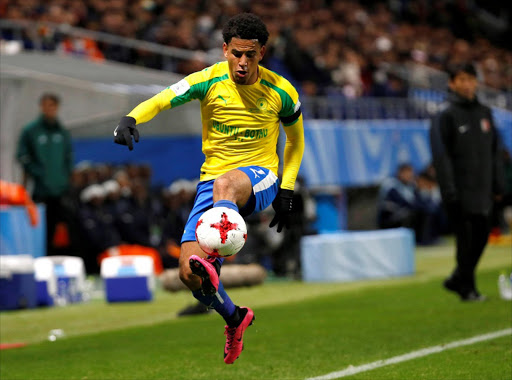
[248,97,272,114]
[256,97,268,111]
[480,118,490,133]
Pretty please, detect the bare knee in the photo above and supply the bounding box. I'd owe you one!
[213,176,234,199]
[213,170,252,206]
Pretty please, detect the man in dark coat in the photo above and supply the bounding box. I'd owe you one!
[430,63,505,301]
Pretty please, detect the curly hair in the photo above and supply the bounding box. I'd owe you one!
[222,13,269,46]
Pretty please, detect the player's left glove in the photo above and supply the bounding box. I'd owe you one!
[114,116,139,151]
[269,188,294,233]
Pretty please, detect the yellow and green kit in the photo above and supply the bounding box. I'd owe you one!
[127,61,304,190]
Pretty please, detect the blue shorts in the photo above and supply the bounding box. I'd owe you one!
[181,166,279,244]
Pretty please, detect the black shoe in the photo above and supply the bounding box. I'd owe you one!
[443,277,464,296]
[443,277,479,301]
[461,290,487,302]
[177,302,212,317]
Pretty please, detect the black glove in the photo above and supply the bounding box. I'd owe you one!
[114,116,139,151]
[269,188,294,233]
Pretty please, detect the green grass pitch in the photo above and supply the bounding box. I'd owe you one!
[1,240,511,380]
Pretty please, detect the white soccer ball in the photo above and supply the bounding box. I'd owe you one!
[195,207,247,257]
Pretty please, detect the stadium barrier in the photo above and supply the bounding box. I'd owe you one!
[0,205,46,257]
[72,116,511,189]
[300,228,415,282]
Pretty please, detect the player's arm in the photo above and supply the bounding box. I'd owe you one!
[127,91,172,124]
[270,105,305,232]
[114,74,204,150]
[113,91,168,151]
[281,113,305,191]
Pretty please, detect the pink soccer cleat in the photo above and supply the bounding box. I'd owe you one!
[224,307,255,364]
[189,255,220,296]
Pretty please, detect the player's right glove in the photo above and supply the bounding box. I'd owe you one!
[269,188,294,233]
[114,116,139,151]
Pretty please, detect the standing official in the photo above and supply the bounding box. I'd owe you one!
[430,63,504,301]
[16,93,73,255]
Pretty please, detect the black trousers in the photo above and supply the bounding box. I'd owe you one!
[34,196,68,256]
[451,213,490,293]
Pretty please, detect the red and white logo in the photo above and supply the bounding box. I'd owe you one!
[480,118,491,133]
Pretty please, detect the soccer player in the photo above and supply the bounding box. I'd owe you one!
[113,13,304,364]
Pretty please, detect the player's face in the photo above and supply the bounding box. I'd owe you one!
[223,38,266,85]
[449,72,478,100]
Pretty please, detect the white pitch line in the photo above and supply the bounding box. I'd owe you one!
[306,328,512,380]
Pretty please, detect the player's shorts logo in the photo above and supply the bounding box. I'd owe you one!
[256,98,268,111]
[249,168,266,178]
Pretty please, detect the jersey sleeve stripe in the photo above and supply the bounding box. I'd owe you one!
[260,79,297,118]
[170,73,229,107]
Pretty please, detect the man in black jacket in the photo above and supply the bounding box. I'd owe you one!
[430,63,505,301]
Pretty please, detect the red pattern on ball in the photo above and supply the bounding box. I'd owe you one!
[210,212,238,244]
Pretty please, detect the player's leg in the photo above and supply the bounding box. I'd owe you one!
[180,169,277,363]
[219,166,279,364]
[178,241,209,291]
[179,240,239,319]
[178,179,246,330]
[180,171,253,296]
[184,168,255,298]
[211,168,253,211]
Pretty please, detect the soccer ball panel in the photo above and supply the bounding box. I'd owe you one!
[195,207,247,257]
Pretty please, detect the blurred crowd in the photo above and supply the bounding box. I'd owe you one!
[1,0,511,96]
[58,162,315,277]
[60,161,194,273]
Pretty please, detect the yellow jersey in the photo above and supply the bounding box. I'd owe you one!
[128,61,304,190]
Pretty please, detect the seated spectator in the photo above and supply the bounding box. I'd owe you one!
[415,169,448,244]
[114,178,161,247]
[377,163,419,230]
[158,184,188,269]
[77,184,121,273]
[377,163,448,244]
